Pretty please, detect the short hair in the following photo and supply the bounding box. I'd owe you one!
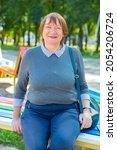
[39,12,68,43]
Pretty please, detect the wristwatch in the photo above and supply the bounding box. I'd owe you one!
[82,107,91,113]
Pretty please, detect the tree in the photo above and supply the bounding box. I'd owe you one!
[1,0,100,51]
[64,0,99,51]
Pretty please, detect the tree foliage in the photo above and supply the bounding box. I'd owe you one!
[0,0,100,51]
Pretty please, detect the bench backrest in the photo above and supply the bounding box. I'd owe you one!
[14,47,28,77]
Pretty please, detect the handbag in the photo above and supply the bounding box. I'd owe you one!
[68,47,100,129]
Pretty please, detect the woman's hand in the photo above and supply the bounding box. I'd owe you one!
[79,111,92,130]
[12,106,22,134]
[12,117,22,134]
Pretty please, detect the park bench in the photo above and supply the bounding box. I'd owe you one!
[0,47,28,88]
[0,89,100,150]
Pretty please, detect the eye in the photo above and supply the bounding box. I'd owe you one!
[56,26,61,30]
[45,25,51,29]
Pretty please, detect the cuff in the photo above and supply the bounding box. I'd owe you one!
[13,99,24,106]
[81,93,90,101]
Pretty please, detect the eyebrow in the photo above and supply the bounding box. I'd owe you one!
[45,24,61,27]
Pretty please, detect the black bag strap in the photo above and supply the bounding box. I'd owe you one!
[68,47,83,113]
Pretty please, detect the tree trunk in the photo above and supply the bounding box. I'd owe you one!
[13,32,17,45]
[35,25,38,46]
[85,34,88,51]
[27,18,30,46]
[27,27,30,46]
[22,30,25,46]
[95,29,100,52]
[79,24,83,51]
[16,33,20,46]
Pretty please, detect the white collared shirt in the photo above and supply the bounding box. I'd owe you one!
[41,43,66,57]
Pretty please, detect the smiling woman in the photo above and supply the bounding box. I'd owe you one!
[42,19,63,50]
[12,12,92,150]
[40,12,68,49]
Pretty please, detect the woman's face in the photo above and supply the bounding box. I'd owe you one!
[42,18,64,46]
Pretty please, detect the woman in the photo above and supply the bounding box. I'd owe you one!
[12,12,92,150]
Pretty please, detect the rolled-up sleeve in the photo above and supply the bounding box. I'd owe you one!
[13,99,24,106]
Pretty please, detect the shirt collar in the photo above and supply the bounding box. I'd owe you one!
[41,43,65,57]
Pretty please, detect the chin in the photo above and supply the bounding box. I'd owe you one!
[47,40,59,44]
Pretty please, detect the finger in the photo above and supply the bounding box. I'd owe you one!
[16,127,21,134]
[83,118,92,129]
[18,120,22,133]
[87,119,92,128]
[19,125,22,134]
[20,125,22,133]
[15,125,19,133]
[13,123,21,133]
[81,118,86,130]
[17,123,22,134]
[81,121,85,130]
[79,114,83,124]
[12,124,17,132]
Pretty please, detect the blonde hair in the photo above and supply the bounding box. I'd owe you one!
[39,12,68,43]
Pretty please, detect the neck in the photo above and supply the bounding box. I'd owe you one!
[44,43,61,52]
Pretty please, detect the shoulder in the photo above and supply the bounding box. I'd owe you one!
[25,45,41,55]
[23,45,41,58]
[66,46,83,60]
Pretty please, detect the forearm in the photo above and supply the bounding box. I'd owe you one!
[82,99,90,108]
[13,106,22,119]
[81,99,91,114]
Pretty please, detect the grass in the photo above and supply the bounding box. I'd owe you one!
[1,45,19,51]
[1,44,100,58]
[72,44,100,59]
[82,51,100,58]
[0,129,24,150]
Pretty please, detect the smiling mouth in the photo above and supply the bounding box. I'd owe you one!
[48,36,57,38]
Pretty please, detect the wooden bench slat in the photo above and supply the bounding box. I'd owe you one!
[0,97,14,104]
[77,133,100,145]
[0,66,14,74]
[0,117,12,125]
[0,105,13,111]
[0,110,13,118]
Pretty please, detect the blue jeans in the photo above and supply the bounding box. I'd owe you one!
[21,100,80,150]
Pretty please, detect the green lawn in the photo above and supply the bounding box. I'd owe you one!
[1,44,100,59]
[1,45,19,51]
[0,129,24,150]
[82,51,100,58]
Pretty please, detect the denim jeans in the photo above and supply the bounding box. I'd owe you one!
[21,100,80,150]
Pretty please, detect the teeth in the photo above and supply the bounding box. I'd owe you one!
[49,37,56,38]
